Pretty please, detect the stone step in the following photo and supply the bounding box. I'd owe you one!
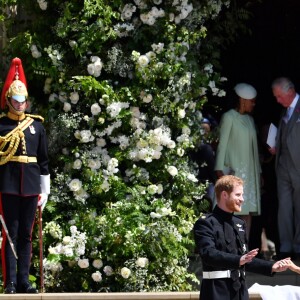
[0,292,262,300]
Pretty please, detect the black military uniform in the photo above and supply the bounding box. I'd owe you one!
[194,205,275,300]
[0,113,49,292]
[0,57,50,294]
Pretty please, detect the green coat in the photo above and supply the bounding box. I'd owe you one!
[215,109,261,215]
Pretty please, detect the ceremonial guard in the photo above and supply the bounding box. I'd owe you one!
[0,57,50,294]
[194,175,290,300]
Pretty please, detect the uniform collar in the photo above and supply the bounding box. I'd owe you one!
[213,205,234,222]
[7,111,26,121]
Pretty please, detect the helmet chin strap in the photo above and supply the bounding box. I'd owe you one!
[6,99,26,117]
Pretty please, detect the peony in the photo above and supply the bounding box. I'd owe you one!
[120,267,131,279]
[78,258,89,269]
[92,259,103,269]
[91,271,102,282]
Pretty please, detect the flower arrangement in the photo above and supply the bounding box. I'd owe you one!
[0,0,255,293]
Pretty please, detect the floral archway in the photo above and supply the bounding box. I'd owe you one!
[0,0,255,292]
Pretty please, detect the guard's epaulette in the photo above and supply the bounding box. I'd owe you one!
[25,114,44,122]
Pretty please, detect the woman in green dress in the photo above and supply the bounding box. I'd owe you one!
[214,83,261,240]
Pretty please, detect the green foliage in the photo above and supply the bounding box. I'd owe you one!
[0,0,258,293]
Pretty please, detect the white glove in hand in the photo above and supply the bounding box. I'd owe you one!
[38,193,48,210]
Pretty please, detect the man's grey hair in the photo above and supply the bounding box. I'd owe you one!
[272,77,295,93]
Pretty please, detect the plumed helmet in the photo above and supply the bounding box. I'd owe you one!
[234,83,257,100]
[1,57,28,110]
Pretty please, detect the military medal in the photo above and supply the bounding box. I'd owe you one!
[29,125,36,134]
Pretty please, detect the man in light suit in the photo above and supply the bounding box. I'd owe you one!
[270,77,300,259]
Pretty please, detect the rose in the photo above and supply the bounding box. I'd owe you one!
[103,265,113,276]
[91,271,102,282]
[70,92,79,104]
[73,159,82,170]
[78,258,89,269]
[91,103,101,115]
[120,267,131,279]
[63,102,71,112]
[68,179,82,192]
[92,259,103,269]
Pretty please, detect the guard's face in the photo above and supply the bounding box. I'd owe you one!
[10,98,28,112]
[223,184,244,213]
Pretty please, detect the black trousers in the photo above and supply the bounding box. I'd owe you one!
[0,193,38,287]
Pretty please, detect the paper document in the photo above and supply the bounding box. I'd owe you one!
[267,123,277,148]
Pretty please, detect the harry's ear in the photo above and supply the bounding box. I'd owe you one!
[221,190,228,199]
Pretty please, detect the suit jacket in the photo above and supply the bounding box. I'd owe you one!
[0,114,49,195]
[194,206,274,300]
[276,96,300,170]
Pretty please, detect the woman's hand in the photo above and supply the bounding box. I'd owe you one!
[272,258,291,272]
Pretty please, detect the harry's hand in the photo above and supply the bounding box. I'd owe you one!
[240,248,259,266]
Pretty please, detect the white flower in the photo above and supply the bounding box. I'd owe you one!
[73,159,82,170]
[178,109,186,119]
[157,183,163,194]
[120,267,131,279]
[103,265,113,276]
[147,184,158,195]
[70,92,79,104]
[92,259,103,269]
[59,91,67,103]
[69,40,77,48]
[167,166,178,176]
[137,55,149,67]
[150,212,161,218]
[101,180,110,192]
[135,257,149,268]
[49,93,58,102]
[70,225,77,235]
[87,56,103,77]
[187,173,198,182]
[91,271,102,282]
[96,138,106,147]
[62,236,71,245]
[177,148,185,157]
[31,44,42,58]
[78,258,89,269]
[88,159,101,170]
[91,103,101,115]
[143,94,153,103]
[68,179,82,192]
[63,102,71,112]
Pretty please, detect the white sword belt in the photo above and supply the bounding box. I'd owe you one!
[202,270,244,279]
